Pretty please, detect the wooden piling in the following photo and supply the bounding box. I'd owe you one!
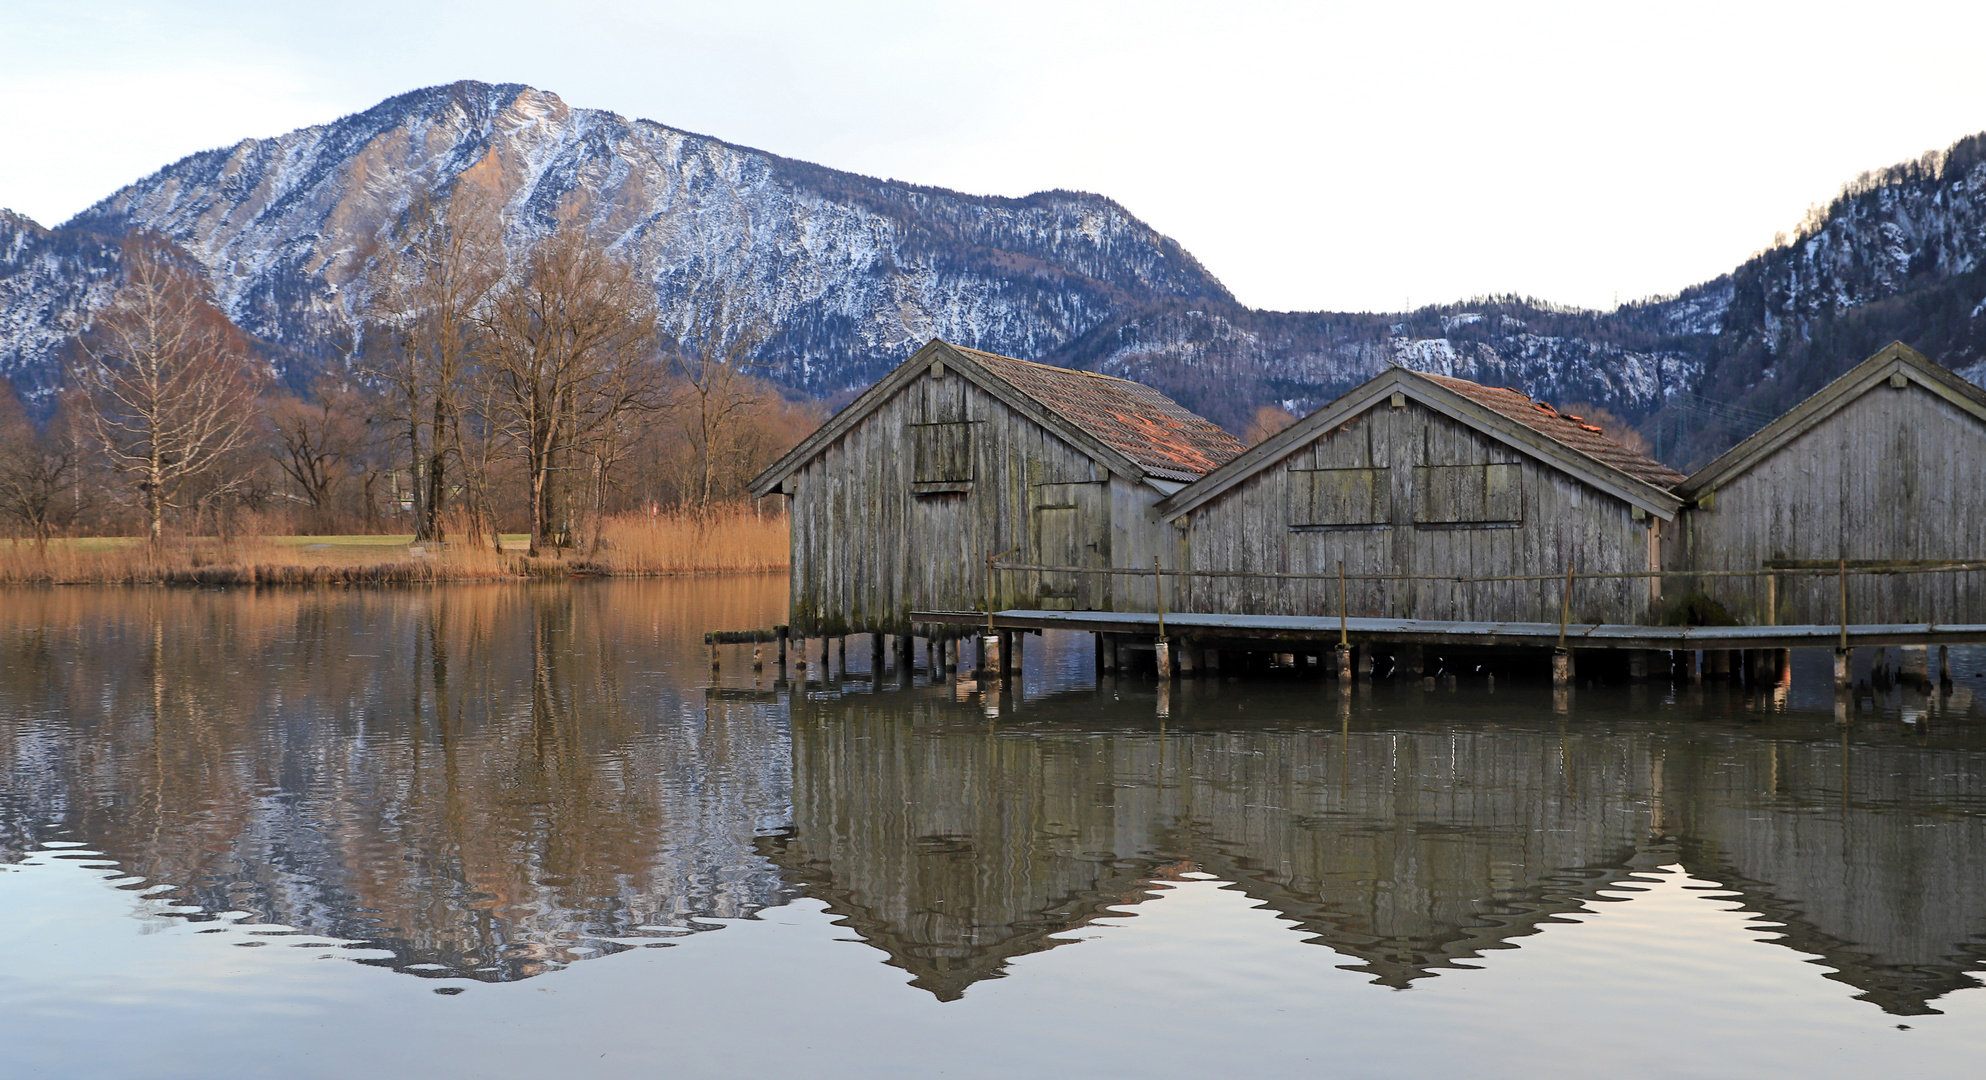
[1834,648,1852,690]
[1156,638,1173,680]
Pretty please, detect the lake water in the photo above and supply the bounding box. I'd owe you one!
[3,579,1984,1079]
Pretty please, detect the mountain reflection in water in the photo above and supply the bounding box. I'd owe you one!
[2,582,1984,1017]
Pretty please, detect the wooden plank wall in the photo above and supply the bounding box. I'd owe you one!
[787,366,1168,635]
[1172,399,1661,622]
[1678,381,1986,624]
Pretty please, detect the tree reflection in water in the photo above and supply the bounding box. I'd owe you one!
[1,584,1983,1015]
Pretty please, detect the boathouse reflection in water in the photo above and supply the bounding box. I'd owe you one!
[771,680,1986,1013]
[1,584,1983,1014]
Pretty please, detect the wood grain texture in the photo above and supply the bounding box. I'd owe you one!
[1172,399,1662,622]
[1677,380,1986,624]
[786,366,1173,635]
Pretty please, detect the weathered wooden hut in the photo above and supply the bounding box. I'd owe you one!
[748,338,1243,637]
[1673,342,1986,624]
[1154,366,1686,624]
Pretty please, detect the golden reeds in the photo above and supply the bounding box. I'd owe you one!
[0,504,788,586]
[588,504,789,576]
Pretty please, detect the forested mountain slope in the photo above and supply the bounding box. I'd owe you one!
[4,80,1985,466]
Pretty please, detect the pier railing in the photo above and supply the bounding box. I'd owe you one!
[988,557,1986,659]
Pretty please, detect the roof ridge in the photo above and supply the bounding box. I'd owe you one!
[1410,370,1684,488]
[954,345,1142,386]
[945,341,1243,478]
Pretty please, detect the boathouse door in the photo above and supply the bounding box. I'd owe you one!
[1031,481,1109,610]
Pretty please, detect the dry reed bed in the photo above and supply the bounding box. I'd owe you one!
[0,507,788,586]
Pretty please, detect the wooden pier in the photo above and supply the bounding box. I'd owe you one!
[913,609,1986,652]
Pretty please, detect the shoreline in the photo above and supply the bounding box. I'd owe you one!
[0,513,790,587]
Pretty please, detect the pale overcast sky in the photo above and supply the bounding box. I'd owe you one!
[7,0,1986,313]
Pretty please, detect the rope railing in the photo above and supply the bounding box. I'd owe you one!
[992,560,1986,584]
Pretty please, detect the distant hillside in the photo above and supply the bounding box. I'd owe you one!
[4,80,1986,467]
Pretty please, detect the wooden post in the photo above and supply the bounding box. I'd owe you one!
[871,633,885,675]
[837,636,847,678]
[1337,560,1348,652]
[896,633,914,681]
[794,636,807,672]
[1155,638,1173,680]
[1152,556,1168,641]
[1101,632,1118,673]
[1838,556,1849,655]
[1552,648,1570,686]
[981,632,1001,677]
[1010,631,1024,676]
[1833,648,1852,690]
[1766,573,1779,626]
[1558,559,1574,654]
[709,636,721,673]
[925,636,935,674]
[777,627,789,678]
[1336,643,1352,682]
[753,640,763,671]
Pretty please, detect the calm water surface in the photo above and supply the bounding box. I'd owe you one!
[3,579,1985,1078]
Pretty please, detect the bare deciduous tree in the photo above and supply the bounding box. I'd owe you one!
[269,378,367,534]
[363,187,502,542]
[0,386,80,550]
[70,239,264,553]
[481,226,662,555]
[670,286,771,513]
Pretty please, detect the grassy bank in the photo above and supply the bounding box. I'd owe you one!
[0,506,788,585]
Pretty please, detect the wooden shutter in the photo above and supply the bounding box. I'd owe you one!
[1413,463,1523,524]
[1288,467,1388,528]
[912,422,973,484]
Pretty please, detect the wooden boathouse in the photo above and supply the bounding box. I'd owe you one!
[1154,366,1686,624]
[1674,342,1986,625]
[748,338,1242,643]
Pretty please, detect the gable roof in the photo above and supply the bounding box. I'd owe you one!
[946,345,1243,481]
[748,339,1244,497]
[1158,366,1686,521]
[1420,374,1686,489]
[1677,342,1986,497]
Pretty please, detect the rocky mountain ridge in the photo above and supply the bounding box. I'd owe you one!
[5,80,1986,466]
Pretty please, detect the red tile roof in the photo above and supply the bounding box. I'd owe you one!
[953,346,1245,481]
[1421,373,1686,489]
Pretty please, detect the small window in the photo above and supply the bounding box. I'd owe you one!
[1288,467,1389,529]
[1412,463,1522,525]
[911,422,972,484]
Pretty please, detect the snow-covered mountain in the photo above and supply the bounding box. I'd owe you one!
[5,80,1986,465]
[37,81,1227,399]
